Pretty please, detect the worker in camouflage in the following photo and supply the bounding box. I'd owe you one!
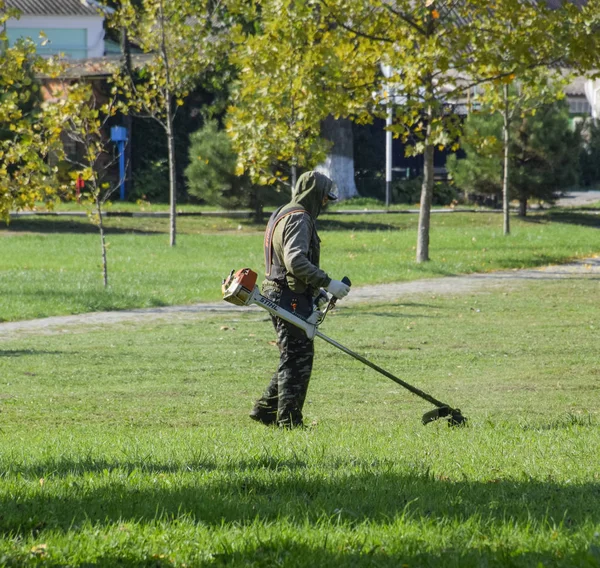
[250,171,351,428]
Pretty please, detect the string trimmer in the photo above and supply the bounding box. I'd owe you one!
[222,268,467,427]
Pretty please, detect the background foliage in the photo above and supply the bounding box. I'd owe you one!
[448,102,581,207]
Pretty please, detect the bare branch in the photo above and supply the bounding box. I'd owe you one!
[320,0,396,43]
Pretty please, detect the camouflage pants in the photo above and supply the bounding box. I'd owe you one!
[253,287,314,427]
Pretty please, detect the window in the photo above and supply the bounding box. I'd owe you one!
[568,98,591,115]
[7,28,88,59]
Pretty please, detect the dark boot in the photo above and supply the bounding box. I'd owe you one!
[277,413,304,429]
[249,404,277,426]
[250,373,278,426]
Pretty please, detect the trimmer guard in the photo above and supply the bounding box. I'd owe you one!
[421,406,467,427]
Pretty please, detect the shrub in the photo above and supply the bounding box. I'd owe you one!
[578,119,600,187]
[393,176,459,206]
[449,102,581,209]
[185,120,250,209]
[131,158,169,202]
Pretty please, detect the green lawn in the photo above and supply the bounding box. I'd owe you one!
[1,209,599,322]
[1,276,599,566]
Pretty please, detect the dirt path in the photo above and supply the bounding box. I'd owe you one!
[1,257,598,338]
[555,190,600,208]
[345,256,600,304]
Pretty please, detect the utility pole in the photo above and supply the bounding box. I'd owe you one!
[385,103,392,208]
[120,25,133,200]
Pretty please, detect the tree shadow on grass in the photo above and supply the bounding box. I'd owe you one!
[0,349,69,357]
[0,218,164,235]
[20,542,600,568]
[318,218,407,232]
[325,305,443,324]
[346,310,436,320]
[522,211,600,229]
[3,453,600,566]
[547,211,600,229]
[2,461,599,536]
[463,256,600,277]
[492,255,570,269]
[0,287,169,312]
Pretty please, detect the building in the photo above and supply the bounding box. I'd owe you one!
[4,0,107,59]
[3,0,135,193]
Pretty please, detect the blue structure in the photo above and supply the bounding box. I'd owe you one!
[110,126,128,201]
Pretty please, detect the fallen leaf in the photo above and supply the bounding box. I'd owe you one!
[30,544,48,556]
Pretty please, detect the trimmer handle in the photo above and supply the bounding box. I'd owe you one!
[328,276,352,309]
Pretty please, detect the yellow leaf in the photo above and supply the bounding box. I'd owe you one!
[431,9,440,19]
[30,544,48,556]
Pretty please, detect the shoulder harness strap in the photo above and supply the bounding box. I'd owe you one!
[264,206,307,279]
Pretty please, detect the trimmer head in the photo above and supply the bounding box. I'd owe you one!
[421,406,468,427]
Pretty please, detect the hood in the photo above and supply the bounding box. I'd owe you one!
[290,171,333,219]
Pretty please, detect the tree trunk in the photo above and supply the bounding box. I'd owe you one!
[166,103,177,247]
[250,187,264,223]
[120,27,133,199]
[519,198,527,217]
[416,105,434,263]
[502,84,511,236]
[291,164,297,191]
[386,103,393,207]
[316,116,358,201]
[159,0,177,247]
[96,199,108,288]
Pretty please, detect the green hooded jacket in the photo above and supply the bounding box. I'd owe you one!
[265,171,333,294]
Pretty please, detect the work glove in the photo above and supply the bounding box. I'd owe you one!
[326,278,350,299]
[314,289,329,310]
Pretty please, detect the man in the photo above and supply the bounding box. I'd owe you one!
[250,170,351,428]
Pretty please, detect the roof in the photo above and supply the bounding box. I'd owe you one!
[36,53,153,79]
[544,0,588,7]
[565,75,589,95]
[4,0,103,17]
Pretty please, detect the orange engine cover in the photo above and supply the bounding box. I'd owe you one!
[234,268,258,291]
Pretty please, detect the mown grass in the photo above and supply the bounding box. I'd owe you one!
[1,275,599,566]
[1,209,599,322]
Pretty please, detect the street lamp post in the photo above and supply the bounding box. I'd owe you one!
[386,103,393,208]
[110,126,128,201]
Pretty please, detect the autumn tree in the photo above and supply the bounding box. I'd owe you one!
[0,1,65,221]
[230,0,599,261]
[57,81,123,287]
[110,0,226,246]
[461,0,600,233]
[226,0,376,193]
[320,0,599,261]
